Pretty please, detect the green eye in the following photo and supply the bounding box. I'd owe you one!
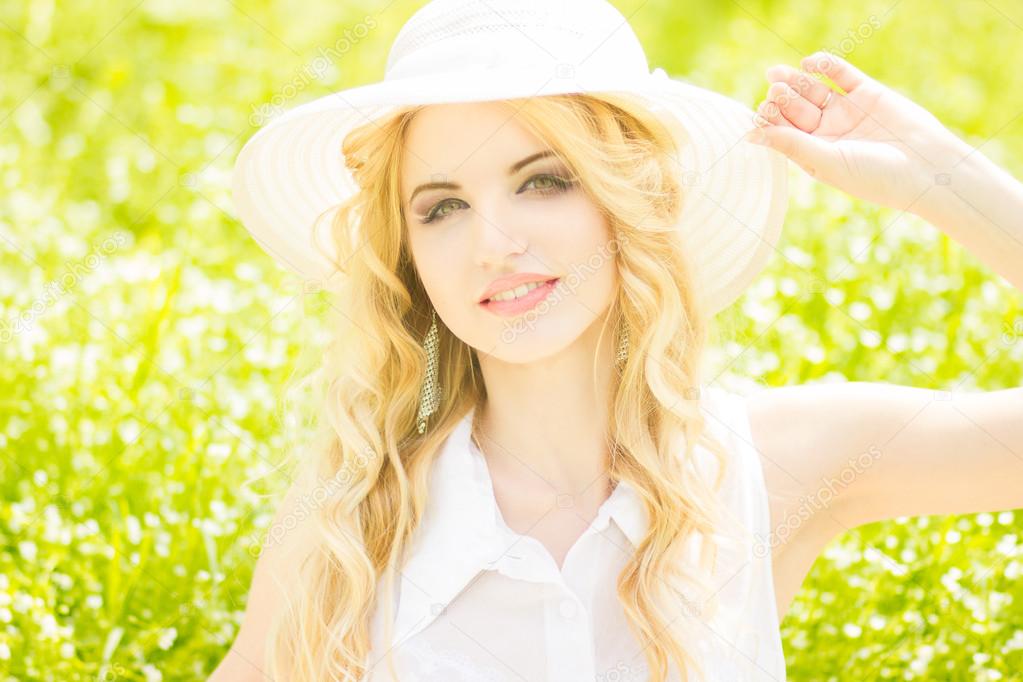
[522,174,572,193]
[425,199,460,222]
[421,173,575,224]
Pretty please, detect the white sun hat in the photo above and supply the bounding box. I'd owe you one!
[231,0,790,315]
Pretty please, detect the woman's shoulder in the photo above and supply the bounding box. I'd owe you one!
[692,381,773,526]
[697,381,763,470]
[700,379,762,421]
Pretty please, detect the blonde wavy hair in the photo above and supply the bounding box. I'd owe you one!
[262,92,752,681]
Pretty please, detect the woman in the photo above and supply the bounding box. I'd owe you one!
[214,1,1023,680]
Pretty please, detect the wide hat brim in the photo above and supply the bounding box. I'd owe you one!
[231,66,789,315]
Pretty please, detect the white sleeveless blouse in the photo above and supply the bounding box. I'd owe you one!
[363,384,786,681]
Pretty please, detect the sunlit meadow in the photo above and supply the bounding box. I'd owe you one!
[2,0,1022,680]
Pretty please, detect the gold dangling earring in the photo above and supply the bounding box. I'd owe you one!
[417,308,442,434]
[616,319,629,364]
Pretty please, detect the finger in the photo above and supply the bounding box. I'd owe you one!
[800,51,870,93]
[764,81,822,133]
[747,124,842,181]
[755,97,796,128]
[765,63,833,109]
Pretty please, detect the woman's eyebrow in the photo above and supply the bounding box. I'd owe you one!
[407,149,559,207]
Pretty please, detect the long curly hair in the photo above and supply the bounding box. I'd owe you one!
[261,91,752,681]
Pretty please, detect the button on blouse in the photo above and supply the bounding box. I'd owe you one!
[362,384,786,681]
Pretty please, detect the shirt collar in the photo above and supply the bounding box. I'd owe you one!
[373,384,736,667]
[383,405,650,653]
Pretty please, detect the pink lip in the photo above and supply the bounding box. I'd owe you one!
[479,278,560,317]
[478,272,559,303]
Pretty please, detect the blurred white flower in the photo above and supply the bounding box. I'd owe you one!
[157,626,177,650]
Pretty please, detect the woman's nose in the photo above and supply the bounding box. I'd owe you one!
[469,201,529,265]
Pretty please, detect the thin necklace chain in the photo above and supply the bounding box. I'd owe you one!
[469,416,619,495]
[470,413,485,454]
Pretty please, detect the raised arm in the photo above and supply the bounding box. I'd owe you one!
[748,381,1023,531]
[745,380,1023,614]
[747,50,1023,291]
[741,54,1023,615]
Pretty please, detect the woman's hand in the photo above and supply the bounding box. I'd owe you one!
[745,50,969,215]
[746,50,1023,292]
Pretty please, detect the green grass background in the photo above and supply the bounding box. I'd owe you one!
[2,0,1022,680]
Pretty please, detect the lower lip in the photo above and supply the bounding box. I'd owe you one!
[480,279,560,317]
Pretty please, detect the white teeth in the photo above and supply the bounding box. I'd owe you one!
[489,279,551,302]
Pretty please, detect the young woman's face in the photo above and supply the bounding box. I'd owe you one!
[400,101,619,363]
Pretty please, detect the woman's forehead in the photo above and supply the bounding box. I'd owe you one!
[400,102,551,189]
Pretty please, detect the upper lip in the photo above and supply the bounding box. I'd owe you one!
[478,272,559,303]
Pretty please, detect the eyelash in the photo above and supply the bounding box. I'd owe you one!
[420,173,575,224]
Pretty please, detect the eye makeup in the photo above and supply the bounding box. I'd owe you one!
[415,166,578,225]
